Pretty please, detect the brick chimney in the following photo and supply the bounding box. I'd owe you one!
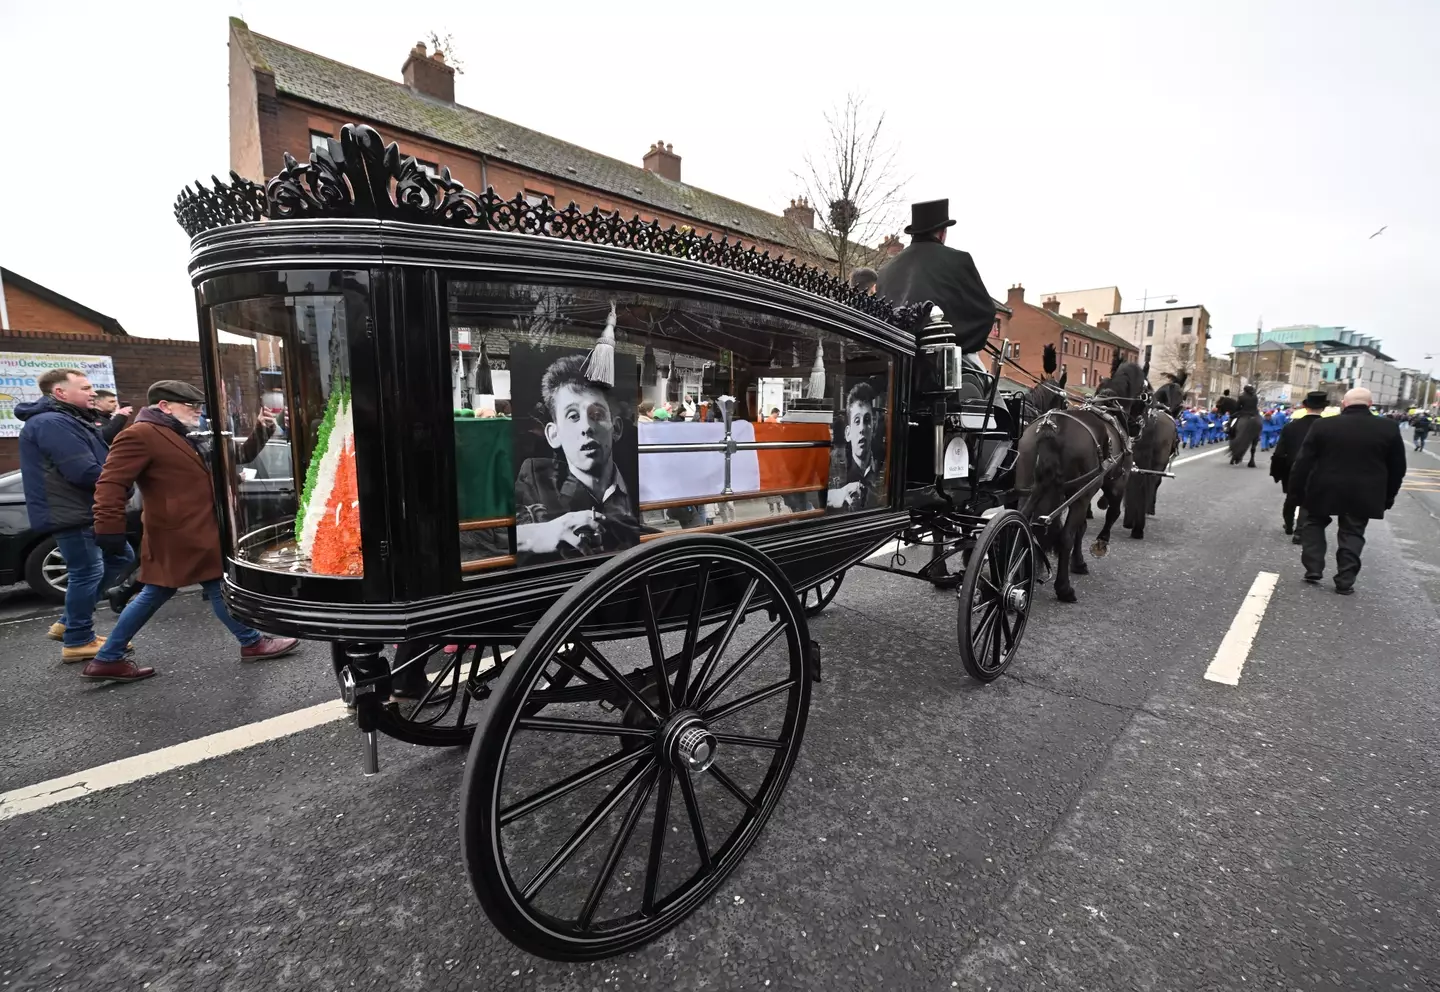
[402,42,455,103]
[880,233,903,257]
[1072,307,1088,324]
[1097,317,1112,332]
[1042,296,1061,313]
[643,140,682,182]
[783,197,815,230]
[1006,284,1026,308]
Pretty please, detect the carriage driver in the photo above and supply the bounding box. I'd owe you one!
[828,381,882,510]
[877,199,997,357]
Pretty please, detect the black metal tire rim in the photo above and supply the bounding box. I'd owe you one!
[957,510,1034,682]
[460,533,811,961]
[370,642,515,747]
[801,571,845,617]
[42,546,69,594]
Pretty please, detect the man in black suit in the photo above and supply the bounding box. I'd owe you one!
[1270,389,1329,543]
[876,199,995,353]
[1289,387,1407,594]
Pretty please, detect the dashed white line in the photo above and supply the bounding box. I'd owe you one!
[0,699,350,821]
[1203,571,1280,686]
[1173,446,1229,467]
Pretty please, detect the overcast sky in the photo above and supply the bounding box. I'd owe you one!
[2,0,1436,368]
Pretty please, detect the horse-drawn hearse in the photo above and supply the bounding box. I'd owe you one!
[174,123,1155,960]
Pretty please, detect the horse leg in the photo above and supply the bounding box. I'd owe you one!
[1147,475,1160,516]
[1055,505,1082,602]
[1248,438,1258,467]
[1093,476,1124,555]
[1070,504,1090,576]
[1126,472,1146,539]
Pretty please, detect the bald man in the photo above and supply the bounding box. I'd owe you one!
[1288,387,1407,594]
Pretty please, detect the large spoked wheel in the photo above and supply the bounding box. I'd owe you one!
[372,642,514,748]
[957,510,1035,683]
[801,571,845,617]
[461,534,812,961]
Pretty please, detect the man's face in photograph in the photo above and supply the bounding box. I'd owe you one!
[545,382,617,477]
[845,398,876,468]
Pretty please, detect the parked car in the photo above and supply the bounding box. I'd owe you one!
[0,470,144,602]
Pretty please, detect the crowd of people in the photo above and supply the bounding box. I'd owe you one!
[16,368,298,683]
[1175,391,1433,454]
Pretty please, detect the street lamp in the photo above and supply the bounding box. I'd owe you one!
[1425,354,1436,410]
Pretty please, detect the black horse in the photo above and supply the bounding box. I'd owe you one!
[1124,371,1185,539]
[1015,352,1133,602]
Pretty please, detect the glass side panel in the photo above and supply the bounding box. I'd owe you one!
[447,280,894,575]
[210,292,359,576]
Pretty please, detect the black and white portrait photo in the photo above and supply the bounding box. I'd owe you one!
[511,344,643,566]
[827,379,886,511]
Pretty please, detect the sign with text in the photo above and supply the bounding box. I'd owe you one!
[0,352,117,438]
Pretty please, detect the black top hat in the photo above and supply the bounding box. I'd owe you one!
[904,199,956,235]
[1302,390,1329,409]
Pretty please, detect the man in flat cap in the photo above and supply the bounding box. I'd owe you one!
[1270,389,1329,543]
[876,199,997,353]
[86,380,297,682]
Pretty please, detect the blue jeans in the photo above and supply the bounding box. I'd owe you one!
[96,579,261,662]
[53,527,134,648]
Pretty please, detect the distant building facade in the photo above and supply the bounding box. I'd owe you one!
[1103,304,1210,378]
[999,285,1138,393]
[1033,287,1122,331]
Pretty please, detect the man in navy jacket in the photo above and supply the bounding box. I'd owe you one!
[17,368,134,660]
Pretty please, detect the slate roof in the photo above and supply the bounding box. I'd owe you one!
[1031,305,1135,353]
[236,20,832,259]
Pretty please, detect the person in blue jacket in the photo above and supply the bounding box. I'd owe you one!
[1180,408,1204,448]
[17,368,135,661]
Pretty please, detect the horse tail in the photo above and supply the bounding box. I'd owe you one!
[1021,416,1066,523]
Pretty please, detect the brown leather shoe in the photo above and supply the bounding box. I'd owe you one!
[48,622,66,641]
[80,659,156,682]
[240,636,300,661]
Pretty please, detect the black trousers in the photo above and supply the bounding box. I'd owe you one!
[1299,512,1368,588]
[1281,497,1307,533]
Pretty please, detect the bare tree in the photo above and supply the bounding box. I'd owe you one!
[791,95,907,281]
[1153,337,1200,380]
[426,30,466,74]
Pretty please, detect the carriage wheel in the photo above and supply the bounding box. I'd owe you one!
[461,534,811,961]
[366,642,513,748]
[957,510,1035,683]
[801,571,845,617]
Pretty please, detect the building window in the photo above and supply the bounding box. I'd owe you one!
[1083,342,1090,358]
[1144,344,1153,366]
[309,130,330,156]
[1013,343,1020,358]
[1081,368,1087,386]
[1146,319,1155,337]
[415,159,439,177]
[523,190,546,208]
[1062,337,1070,355]
[1181,317,1194,335]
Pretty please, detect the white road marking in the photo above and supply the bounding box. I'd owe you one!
[1422,446,1440,465]
[1203,571,1280,686]
[1173,446,1229,467]
[0,699,350,822]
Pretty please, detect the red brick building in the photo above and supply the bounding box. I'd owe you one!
[999,284,1139,393]
[229,19,836,261]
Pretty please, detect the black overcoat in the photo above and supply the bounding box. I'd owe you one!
[876,241,995,352]
[1269,412,1320,490]
[1289,406,1407,519]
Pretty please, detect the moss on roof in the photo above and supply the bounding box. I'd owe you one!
[238,23,827,257]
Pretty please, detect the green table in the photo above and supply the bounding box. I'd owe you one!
[455,417,513,521]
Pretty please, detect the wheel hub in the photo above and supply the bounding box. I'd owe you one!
[1005,586,1029,613]
[660,711,718,773]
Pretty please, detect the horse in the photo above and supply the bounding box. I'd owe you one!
[1124,371,1185,539]
[1015,355,1133,603]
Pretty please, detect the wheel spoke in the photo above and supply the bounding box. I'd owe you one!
[456,648,482,728]
[520,758,656,901]
[676,768,713,871]
[1005,530,1029,585]
[675,561,711,703]
[500,744,652,826]
[704,678,795,724]
[577,768,657,930]
[549,645,604,687]
[573,637,662,723]
[694,621,786,712]
[642,768,673,915]
[410,648,460,716]
[973,604,1000,666]
[707,763,758,812]
[516,716,639,737]
[685,578,759,706]
[640,581,674,714]
[711,732,784,750]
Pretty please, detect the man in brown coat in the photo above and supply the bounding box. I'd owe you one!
[85,380,298,682]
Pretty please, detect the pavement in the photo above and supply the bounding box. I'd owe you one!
[2,437,1438,992]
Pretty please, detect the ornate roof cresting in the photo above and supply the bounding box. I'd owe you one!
[175,124,925,331]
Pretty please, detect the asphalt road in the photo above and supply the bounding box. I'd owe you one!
[2,438,1437,992]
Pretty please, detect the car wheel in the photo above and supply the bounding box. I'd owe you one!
[24,538,69,603]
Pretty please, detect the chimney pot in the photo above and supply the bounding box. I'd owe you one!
[783,196,816,230]
[642,141,682,182]
[403,41,455,102]
[1006,284,1025,308]
[1042,297,1061,313]
[1097,317,1111,331]
[1073,307,1088,324]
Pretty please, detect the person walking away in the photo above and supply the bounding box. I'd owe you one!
[17,368,135,660]
[1288,387,1406,595]
[90,389,134,445]
[1270,390,1328,544]
[85,380,298,682]
[1412,410,1432,451]
[1227,384,1262,466]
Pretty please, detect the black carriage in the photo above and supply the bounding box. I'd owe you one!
[176,124,1039,960]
